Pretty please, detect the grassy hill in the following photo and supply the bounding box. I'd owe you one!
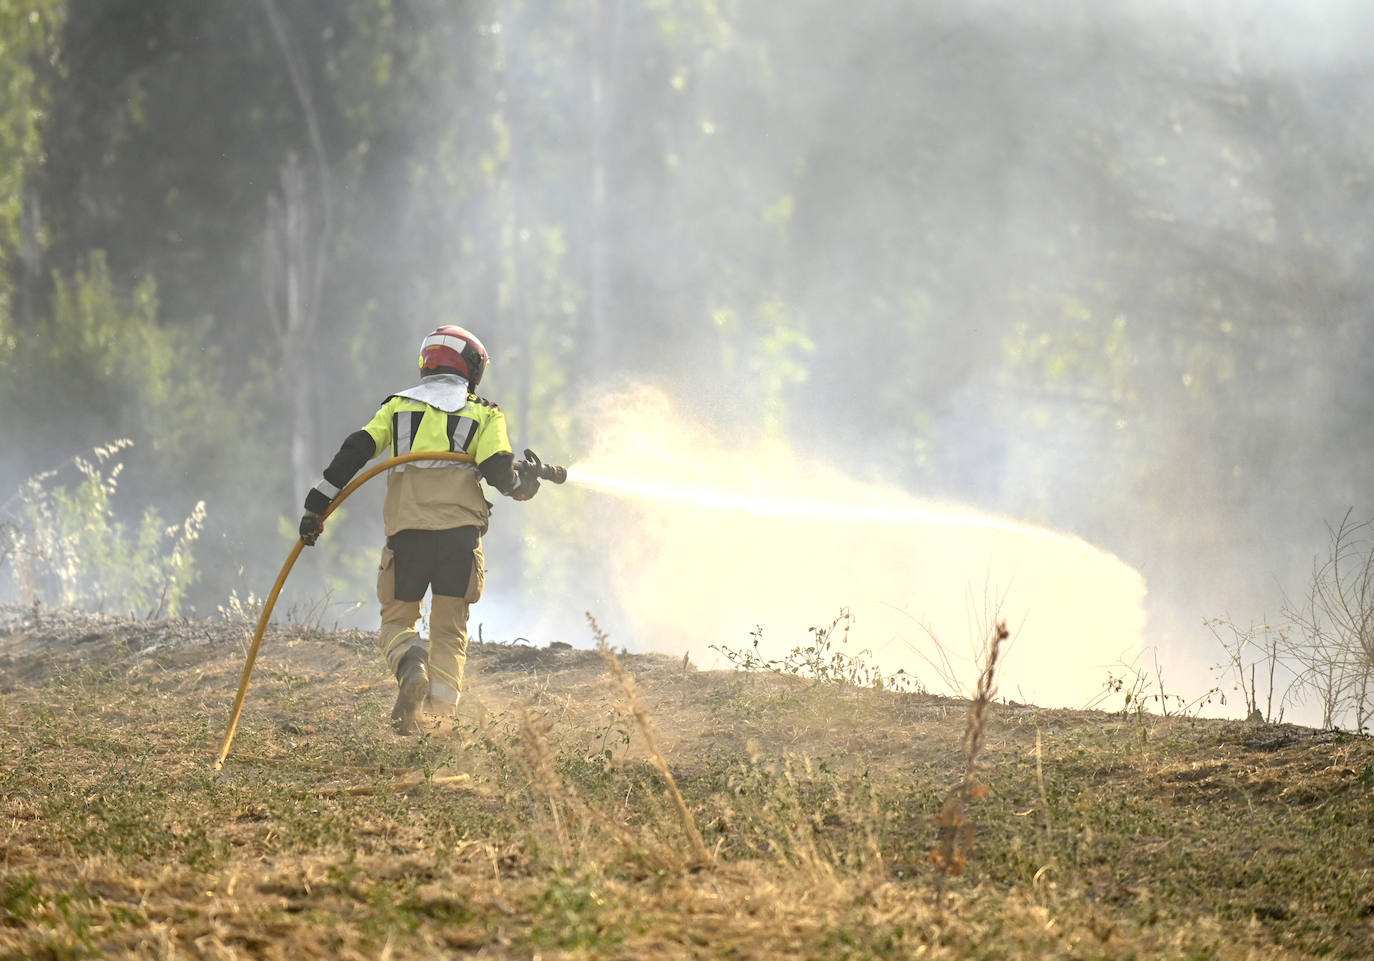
[1,604,1371,960]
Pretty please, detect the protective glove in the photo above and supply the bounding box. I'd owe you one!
[512,462,541,501]
[299,511,325,546]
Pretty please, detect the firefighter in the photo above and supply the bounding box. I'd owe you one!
[298,325,540,734]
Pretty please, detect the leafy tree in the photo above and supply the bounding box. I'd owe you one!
[0,252,250,613]
[0,0,64,326]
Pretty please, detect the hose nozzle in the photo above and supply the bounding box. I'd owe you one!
[517,448,567,484]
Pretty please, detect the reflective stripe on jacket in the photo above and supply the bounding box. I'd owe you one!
[362,391,513,535]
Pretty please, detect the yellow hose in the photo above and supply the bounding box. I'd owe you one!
[213,451,477,770]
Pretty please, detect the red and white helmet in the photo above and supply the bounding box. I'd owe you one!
[418,325,489,385]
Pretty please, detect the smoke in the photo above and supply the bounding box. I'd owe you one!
[563,386,1146,708]
[18,1,1370,724]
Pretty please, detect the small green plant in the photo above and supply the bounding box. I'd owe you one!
[1088,649,1221,725]
[528,874,628,952]
[711,608,922,692]
[0,873,45,921]
[587,702,633,769]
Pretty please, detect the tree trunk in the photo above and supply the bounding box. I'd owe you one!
[498,0,531,605]
[257,0,332,501]
[15,183,42,328]
[263,154,322,500]
[507,0,532,431]
[586,0,623,378]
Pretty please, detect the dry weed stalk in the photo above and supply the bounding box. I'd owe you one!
[742,751,838,885]
[1032,726,1055,896]
[588,611,712,867]
[1034,727,1053,844]
[932,618,1008,911]
[297,771,470,798]
[518,708,570,861]
[519,680,682,873]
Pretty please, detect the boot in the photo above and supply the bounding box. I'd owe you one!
[390,646,429,735]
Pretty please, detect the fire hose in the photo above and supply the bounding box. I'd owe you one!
[213,449,567,770]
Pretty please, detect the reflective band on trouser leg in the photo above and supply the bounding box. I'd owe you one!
[426,670,460,717]
[377,547,424,674]
[380,624,423,674]
[425,593,470,716]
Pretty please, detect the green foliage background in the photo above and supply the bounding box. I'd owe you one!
[1,0,1372,647]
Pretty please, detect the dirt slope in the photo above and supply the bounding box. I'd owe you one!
[1,605,1372,960]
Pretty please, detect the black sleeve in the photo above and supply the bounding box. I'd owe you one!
[478,450,520,496]
[303,429,377,513]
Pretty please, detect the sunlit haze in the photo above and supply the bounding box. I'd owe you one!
[566,388,1147,708]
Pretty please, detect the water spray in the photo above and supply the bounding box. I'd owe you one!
[555,387,1148,711]
[213,448,567,771]
[566,466,1121,559]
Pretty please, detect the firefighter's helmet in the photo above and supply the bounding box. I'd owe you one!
[419,325,489,386]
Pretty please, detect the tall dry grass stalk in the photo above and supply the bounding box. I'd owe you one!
[588,611,712,867]
[1034,727,1053,840]
[1032,725,1056,900]
[932,618,1009,911]
[517,700,682,873]
[518,708,570,862]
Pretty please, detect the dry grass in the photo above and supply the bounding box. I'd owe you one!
[1,605,1372,959]
[589,611,710,867]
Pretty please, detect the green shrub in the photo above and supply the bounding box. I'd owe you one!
[2,440,205,616]
[712,608,923,692]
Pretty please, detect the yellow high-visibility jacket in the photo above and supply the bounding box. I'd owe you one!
[304,374,519,535]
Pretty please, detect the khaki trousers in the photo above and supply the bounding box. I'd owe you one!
[375,535,485,716]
